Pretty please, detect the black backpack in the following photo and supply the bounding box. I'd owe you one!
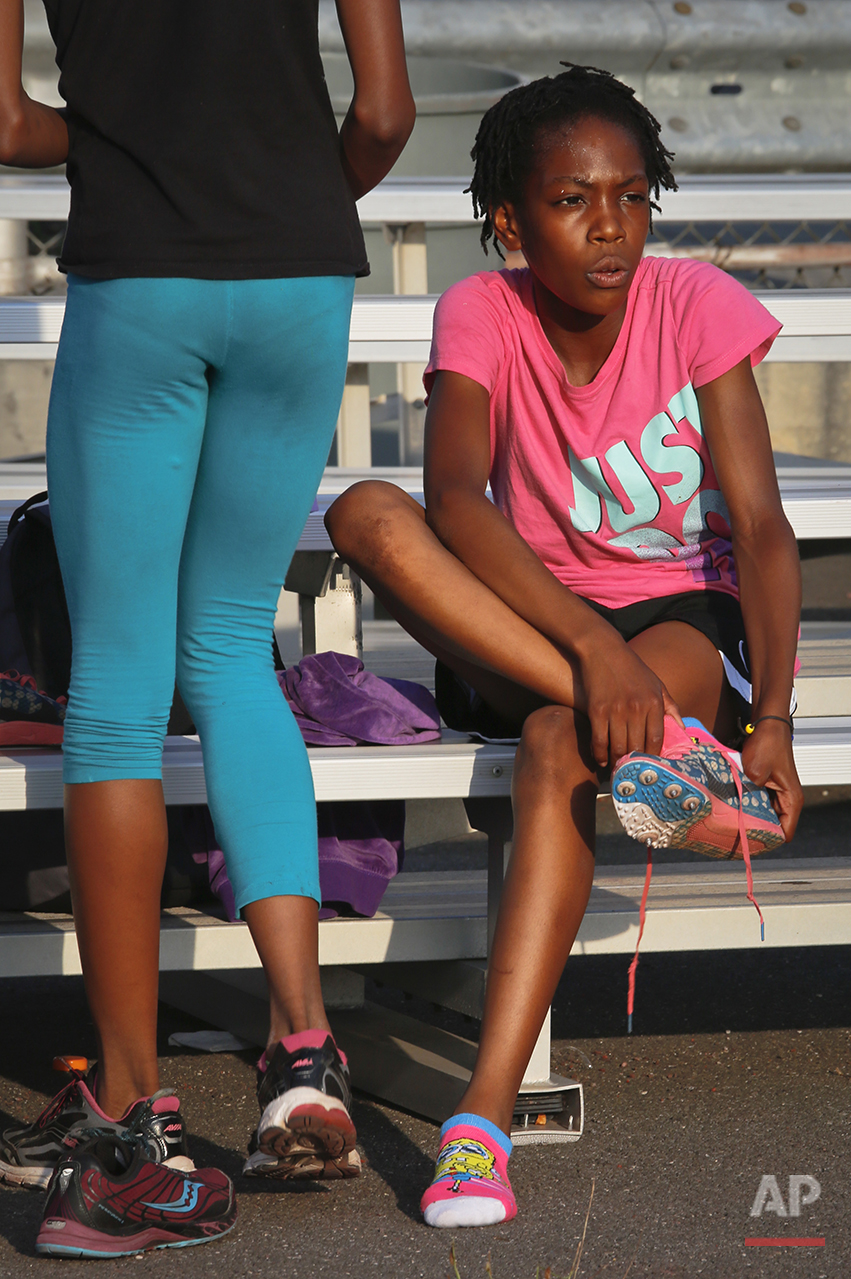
[0,491,71,699]
[0,490,194,729]
[0,491,203,910]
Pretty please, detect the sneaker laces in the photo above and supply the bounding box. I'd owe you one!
[663,728,764,938]
[624,731,764,1035]
[36,1074,83,1129]
[69,1089,178,1162]
[626,843,654,1036]
[729,761,765,941]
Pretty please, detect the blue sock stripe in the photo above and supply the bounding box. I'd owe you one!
[440,1113,513,1157]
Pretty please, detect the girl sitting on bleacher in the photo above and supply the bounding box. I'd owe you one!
[326,63,803,1229]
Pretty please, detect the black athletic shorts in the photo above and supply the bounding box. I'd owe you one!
[434,589,763,743]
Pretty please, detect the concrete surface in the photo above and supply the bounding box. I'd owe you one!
[0,786,849,1276]
[0,950,848,1277]
[0,624,848,1275]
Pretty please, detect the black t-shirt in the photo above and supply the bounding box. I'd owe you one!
[42,0,368,279]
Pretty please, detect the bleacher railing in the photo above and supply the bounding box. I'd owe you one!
[1,173,851,465]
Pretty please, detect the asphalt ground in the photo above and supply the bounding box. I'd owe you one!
[0,789,849,1278]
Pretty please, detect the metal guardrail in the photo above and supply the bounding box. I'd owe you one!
[2,174,850,462]
[318,0,851,172]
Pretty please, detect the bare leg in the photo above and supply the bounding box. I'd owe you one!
[458,624,739,1133]
[630,620,737,742]
[329,486,746,1133]
[457,706,598,1132]
[327,482,583,718]
[65,780,167,1119]
[67,785,334,1119]
[241,896,330,1048]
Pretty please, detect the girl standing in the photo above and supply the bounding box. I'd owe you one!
[0,0,413,1241]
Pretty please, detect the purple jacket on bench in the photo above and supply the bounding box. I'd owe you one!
[197,651,441,921]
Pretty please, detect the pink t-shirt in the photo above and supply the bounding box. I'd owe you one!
[424,256,781,609]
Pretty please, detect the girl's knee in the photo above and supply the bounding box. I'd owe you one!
[516,705,592,781]
[324,481,414,567]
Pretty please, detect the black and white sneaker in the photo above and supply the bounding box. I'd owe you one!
[243,1031,360,1180]
[0,1064,191,1189]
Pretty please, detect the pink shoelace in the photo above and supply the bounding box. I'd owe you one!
[625,738,764,1034]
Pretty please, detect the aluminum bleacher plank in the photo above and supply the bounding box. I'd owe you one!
[0,296,64,343]
[0,870,489,976]
[357,175,851,226]
[0,734,516,811]
[795,635,851,717]
[3,857,850,977]
[778,479,851,538]
[1,718,848,813]
[574,858,851,955]
[0,175,70,220]
[790,716,851,785]
[5,464,851,543]
[2,291,851,364]
[6,485,851,545]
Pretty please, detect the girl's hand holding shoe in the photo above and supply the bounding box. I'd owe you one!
[576,630,683,771]
[741,718,803,843]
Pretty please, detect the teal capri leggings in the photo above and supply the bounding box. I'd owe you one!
[46,274,355,912]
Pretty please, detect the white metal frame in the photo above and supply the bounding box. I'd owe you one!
[2,288,851,365]
[3,172,851,225]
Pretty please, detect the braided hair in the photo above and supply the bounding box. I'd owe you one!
[469,63,677,257]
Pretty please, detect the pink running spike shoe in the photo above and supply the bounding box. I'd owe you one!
[612,716,785,1030]
[611,716,784,861]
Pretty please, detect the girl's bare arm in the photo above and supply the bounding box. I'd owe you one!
[335,0,414,199]
[698,356,803,839]
[0,0,67,167]
[424,369,681,766]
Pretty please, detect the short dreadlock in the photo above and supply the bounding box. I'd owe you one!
[469,63,677,257]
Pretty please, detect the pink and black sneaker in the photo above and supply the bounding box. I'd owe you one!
[0,1063,191,1189]
[36,1133,236,1258]
[243,1031,360,1180]
[0,669,66,746]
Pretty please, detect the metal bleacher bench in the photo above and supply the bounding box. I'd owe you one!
[1,173,851,1137]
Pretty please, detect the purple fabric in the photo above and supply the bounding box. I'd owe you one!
[188,653,440,921]
[278,651,440,746]
[187,807,237,921]
[317,800,405,920]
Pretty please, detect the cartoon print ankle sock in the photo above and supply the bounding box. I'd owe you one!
[420,1113,516,1228]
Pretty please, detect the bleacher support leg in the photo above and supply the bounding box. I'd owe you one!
[465,796,584,1141]
[0,220,28,295]
[336,363,372,467]
[389,221,428,465]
